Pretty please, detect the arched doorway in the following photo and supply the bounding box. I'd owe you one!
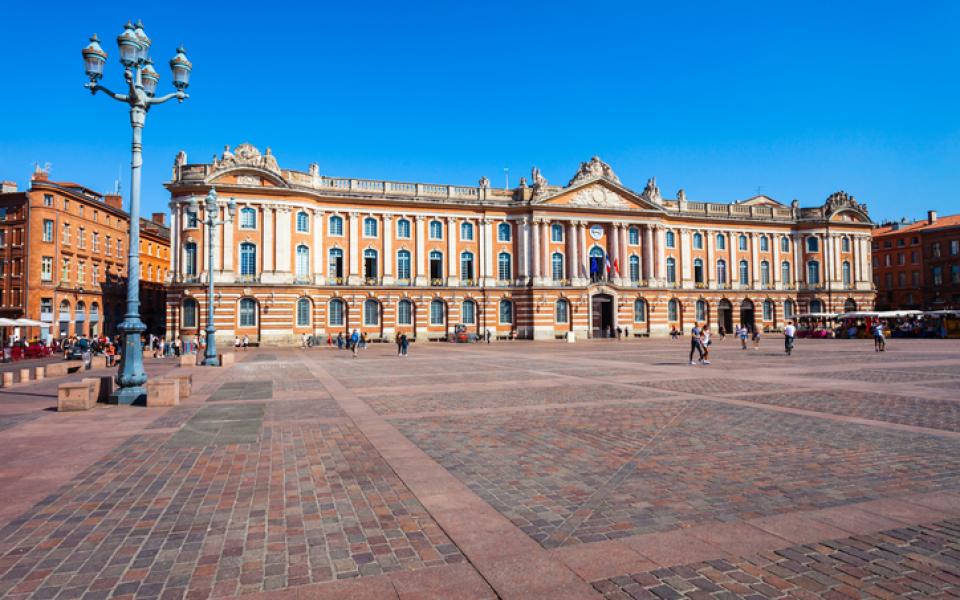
[589,247,606,283]
[739,299,755,331]
[718,299,733,333]
[591,293,614,338]
[844,298,857,312]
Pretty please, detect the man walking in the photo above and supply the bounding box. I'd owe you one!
[350,329,360,357]
[872,321,886,352]
[689,322,704,365]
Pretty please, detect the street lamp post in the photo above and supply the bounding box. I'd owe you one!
[186,189,236,366]
[81,21,192,404]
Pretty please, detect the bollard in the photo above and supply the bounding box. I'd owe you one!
[2,372,13,387]
[19,368,31,383]
[35,366,45,380]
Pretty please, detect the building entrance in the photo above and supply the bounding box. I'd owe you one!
[740,299,755,331]
[718,299,733,333]
[591,293,614,338]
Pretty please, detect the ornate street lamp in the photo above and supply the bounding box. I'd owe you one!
[186,188,236,366]
[81,20,192,404]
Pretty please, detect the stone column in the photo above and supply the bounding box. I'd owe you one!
[383,215,394,285]
[679,228,691,288]
[642,225,653,283]
[415,215,427,286]
[348,211,360,285]
[221,208,234,280]
[482,218,494,285]
[263,206,275,274]
[579,222,589,281]
[313,210,324,284]
[728,231,736,288]
[567,221,579,284]
[447,217,458,286]
[518,217,530,284]
[168,201,179,278]
[275,207,292,276]
[794,233,804,285]
[530,218,542,284]
[655,225,666,282]
[619,224,628,282]
[751,232,759,286]
[706,230,714,286]
[541,220,550,283]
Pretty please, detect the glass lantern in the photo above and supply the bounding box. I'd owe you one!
[169,47,192,90]
[133,20,151,64]
[141,59,159,96]
[81,34,107,82]
[116,22,141,67]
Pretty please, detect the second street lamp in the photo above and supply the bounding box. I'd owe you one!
[186,188,236,366]
[81,20,192,404]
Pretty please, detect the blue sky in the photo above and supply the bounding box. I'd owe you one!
[1,1,957,223]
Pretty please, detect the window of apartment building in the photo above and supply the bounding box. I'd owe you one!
[883,240,892,249]
[117,239,122,256]
[328,215,343,235]
[92,232,99,252]
[628,227,639,245]
[61,259,69,282]
[842,237,851,252]
[78,227,85,248]
[78,206,84,218]
[780,236,789,253]
[693,232,703,250]
[92,263,99,282]
[363,217,379,237]
[665,231,675,248]
[459,221,473,241]
[41,298,53,321]
[43,194,53,207]
[759,235,769,252]
[807,261,821,284]
[806,237,819,253]
[951,240,959,256]
[396,218,410,239]
[884,255,891,267]
[898,272,906,287]
[93,210,98,223]
[551,223,563,243]
[296,211,309,233]
[0,231,5,247]
[717,234,726,250]
[885,272,893,288]
[42,220,54,242]
[953,264,960,284]
[240,207,257,229]
[912,271,920,286]
[429,220,443,240]
[41,257,53,281]
[63,199,69,211]
[184,242,197,276]
[932,266,942,286]
[738,234,748,251]
[106,235,111,256]
[897,238,905,247]
[932,242,941,258]
[62,224,70,245]
[912,236,920,245]
[898,253,905,266]
[497,223,511,242]
[912,251,919,264]
[77,262,85,283]
[397,250,411,280]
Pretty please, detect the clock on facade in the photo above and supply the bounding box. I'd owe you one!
[589,224,604,240]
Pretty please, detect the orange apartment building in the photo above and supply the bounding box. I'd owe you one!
[0,168,170,342]
[164,144,875,345]
[873,211,960,310]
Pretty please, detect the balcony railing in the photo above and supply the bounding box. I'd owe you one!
[236,274,260,283]
[460,278,477,287]
[363,277,381,286]
[327,276,344,285]
[396,278,411,286]
[430,278,444,286]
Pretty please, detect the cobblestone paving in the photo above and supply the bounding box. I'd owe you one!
[394,402,960,547]
[592,519,960,599]
[815,368,959,384]
[0,412,41,433]
[734,389,960,432]
[633,377,774,395]
[144,405,199,430]
[0,418,461,599]
[365,383,666,415]
[264,398,345,421]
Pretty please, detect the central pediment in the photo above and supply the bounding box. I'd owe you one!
[534,180,663,212]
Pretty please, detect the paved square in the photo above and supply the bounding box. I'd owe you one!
[0,338,959,598]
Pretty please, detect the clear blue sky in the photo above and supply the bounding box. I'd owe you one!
[1,1,957,223]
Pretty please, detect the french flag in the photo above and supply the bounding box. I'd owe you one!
[605,257,612,275]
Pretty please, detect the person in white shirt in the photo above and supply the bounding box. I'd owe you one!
[784,322,796,356]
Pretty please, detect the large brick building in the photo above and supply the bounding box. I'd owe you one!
[873,211,960,310]
[0,168,170,342]
[164,144,875,344]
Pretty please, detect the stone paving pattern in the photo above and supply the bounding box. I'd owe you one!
[0,338,959,598]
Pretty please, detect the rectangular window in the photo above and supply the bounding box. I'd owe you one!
[40,257,53,281]
[43,194,53,207]
[42,220,54,242]
[932,243,941,258]
[951,240,959,256]
[61,259,69,282]
[952,264,960,284]
[933,266,943,286]
[77,262,85,283]
[912,271,920,286]
[106,236,112,256]
[62,224,70,245]
[93,233,100,252]
[78,227,85,249]
[117,240,122,256]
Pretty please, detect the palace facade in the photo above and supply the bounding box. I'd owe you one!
[164,144,875,344]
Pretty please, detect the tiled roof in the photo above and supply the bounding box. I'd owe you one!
[874,214,960,236]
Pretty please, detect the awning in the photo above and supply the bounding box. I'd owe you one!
[0,318,19,326]
[13,318,47,327]
[796,313,839,319]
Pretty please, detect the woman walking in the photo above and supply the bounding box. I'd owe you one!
[688,323,704,365]
[400,332,409,357]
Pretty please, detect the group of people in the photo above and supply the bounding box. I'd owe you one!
[684,321,801,364]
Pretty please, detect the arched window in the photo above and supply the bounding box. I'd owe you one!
[363,217,378,237]
[184,242,197,276]
[182,298,197,328]
[693,258,704,283]
[328,215,343,236]
[693,232,703,249]
[696,300,707,322]
[784,299,796,319]
[551,223,564,242]
[460,221,474,241]
[239,207,256,229]
[239,243,257,276]
[780,236,790,253]
[497,222,511,242]
[328,299,345,326]
[628,227,639,245]
[59,300,71,337]
[634,298,647,322]
[462,299,476,324]
[328,248,344,279]
[429,250,443,281]
[717,259,727,284]
[666,230,676,248]
[759,235,769,252]
[499,299,513,324]
[498,252,512,281]
[397,250,411,280]
[239,298,257,327]
[363,299,380,325]
[810,299,824,313]
[739,260,749,285]
[397,218,411,239]
[429,220,443,239]
[844,298,857,312]
[552,252,565,281]
[668,299,679,322]
[806,236,819,253]
[296,298,311,327]
[363,249,378,279]
[556,299,569,323]
[738,234,748,251]
[460,251,475,281]
[397,299,413,325]
[429,299,445,325]
[716,234,726,250]
[842,236,851,252]
[666,257,676,283]
[296,211,309,233]
[629,255,640,282]
[781,261,791,283]
[295,245,310,279]
[589,246,605,281]
[760,260,770,286]
[807,260,821,284]
[842,261,851,286]
[763,299,774,321]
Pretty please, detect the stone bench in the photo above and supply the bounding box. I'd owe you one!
[168,374,192,399]
[220,353,235,366]
[146,379,179,407]
[58,382,96,411]
[179,353,198,367]
[82,376,113,404]
[90,355,107,369]
[1,372,13,387]
[45,361,84,378]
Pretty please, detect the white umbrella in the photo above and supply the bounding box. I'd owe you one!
[0,318,18,326]
[13,318,46,327]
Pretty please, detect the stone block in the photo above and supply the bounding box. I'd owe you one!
[146,379,179,407]
[34,366,45,380]
[65,361,83,374]
[44,363,67,377]
[82,376,113,403]
[58,382,95,411]
[2,372,13,387]
[219,353,235,366]
[90,355,107,369]
[179,354,197,367]
[19,368,30,383]
[169,374,192,399]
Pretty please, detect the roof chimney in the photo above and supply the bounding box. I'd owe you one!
[0,181,16,193]
[151,212,167,226]
[928,210,937,225]
[103,194,123,210]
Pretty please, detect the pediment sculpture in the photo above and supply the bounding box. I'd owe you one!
[570,186,630,208]
[640,177,662,204]
[824,190,868,215]
[568,156,621,186]
[211,143,281,175]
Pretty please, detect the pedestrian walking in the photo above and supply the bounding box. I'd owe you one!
[784,321,796,356]
[718,325,726,341]
[234,336,241,351]
[485,329,491,344]
[738,325,748,350]
[396,332,404,356]
[350,329,360,357]
[400,332,409,357]
[752,328,761,350]
[242,335,249,351]
[670,327,680,341]
[872,321,886,352]
[360,332,367,350]
[689,323,705,365]
[700,328,712,364]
